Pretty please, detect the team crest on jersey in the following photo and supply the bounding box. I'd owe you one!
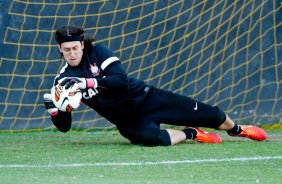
[89,63,100,76]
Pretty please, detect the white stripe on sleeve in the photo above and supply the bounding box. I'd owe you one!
[101,56,119,70]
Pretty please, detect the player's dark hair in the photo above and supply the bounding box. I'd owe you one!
[55,26,84,44]
[83,34,95,51]
[55,25,95,56]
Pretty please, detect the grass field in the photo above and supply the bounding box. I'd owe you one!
[0,130,281,184]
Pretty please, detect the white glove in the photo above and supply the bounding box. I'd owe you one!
[43,93,58,116]
[59,77,97,91]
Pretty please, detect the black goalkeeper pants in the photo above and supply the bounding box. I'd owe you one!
[115,87,226,146]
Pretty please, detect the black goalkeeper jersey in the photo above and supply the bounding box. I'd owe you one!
[53,44,150,123]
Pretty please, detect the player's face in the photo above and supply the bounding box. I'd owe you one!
[59,41,84,67]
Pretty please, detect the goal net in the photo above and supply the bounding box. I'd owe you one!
[0,0,281,131]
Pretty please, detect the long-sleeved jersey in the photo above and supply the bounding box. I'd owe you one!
[52,44,151,126]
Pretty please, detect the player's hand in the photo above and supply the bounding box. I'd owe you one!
[43,93,58,116]
[59,77,97,91]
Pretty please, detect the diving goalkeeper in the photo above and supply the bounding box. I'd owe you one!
[44,25,267,146]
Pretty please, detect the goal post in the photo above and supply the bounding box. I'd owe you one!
[0,0,281,131]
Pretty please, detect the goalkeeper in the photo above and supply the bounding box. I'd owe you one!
[44,25,267,146]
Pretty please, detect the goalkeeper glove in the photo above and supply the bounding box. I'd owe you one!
[59,77,97,91]
[43,93,58,116]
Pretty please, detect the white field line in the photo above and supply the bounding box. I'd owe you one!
[0,156,282,168]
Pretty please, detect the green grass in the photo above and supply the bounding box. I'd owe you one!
[0,130,282,184]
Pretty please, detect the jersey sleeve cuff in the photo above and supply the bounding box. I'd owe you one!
[50,109,58,116]
[86,78,98,88]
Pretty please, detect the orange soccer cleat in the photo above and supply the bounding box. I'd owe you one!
[229,125,267,141]
[192,127,222,144]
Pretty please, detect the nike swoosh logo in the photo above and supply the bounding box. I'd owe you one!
[193,101,198,110]
[61,97,68,107]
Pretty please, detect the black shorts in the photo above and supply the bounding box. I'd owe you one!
[115,87,226,146]
[137,87,227,127]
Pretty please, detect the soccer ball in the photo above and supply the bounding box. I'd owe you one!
[51,84,82,112]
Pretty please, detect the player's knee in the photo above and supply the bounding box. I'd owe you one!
[212,106,226,127]
[139,129,171,146]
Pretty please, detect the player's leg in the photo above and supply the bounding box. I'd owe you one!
[140,87,266,142]
[115,115,219,146]
[116,117,172,146]
[166,110,267,142]
[138,88,224,144]
[140,88,226,127]
[217,115,267,141]
[165,100,267,142]
[166,128,222,144]
[165,129,186,145]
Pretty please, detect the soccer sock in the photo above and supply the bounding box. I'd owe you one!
[227,123,242,135]
[183,128,197,140]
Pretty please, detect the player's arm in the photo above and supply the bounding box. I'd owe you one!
[94,44,129,90]
[95,61,129,90]
[61,44,129,92]
[61,61,128,92]
[44,91,72,132]
[51,110,72,132]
